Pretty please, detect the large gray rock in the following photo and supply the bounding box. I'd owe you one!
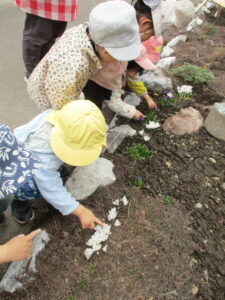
[205,102,225,141]
[66,158,116,200]
[156,57,176,70]
[106,124,136,154]
[124,93,141,107]
[0,230,50,293]
[142,69,173,92]
[166,35,187,48]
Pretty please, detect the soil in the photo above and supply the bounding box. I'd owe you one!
[1,13,225,300]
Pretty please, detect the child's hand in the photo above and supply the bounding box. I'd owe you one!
[133,109,145,121]
[143,94,158,110]
[73,204,103,229]
[0,229,41,263]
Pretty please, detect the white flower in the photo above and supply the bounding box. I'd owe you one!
[145,121,160,129]
[167,92,173,98]
[112,199,120,206]
[195,203,203,209]
[84,248,94,260]
[143,135,150,142]
[102,245,108,252]
[177,85,193,94]
[114,219,121,227]
[139,130,144,136]
[121,196,128,206]
[108,207,118,221]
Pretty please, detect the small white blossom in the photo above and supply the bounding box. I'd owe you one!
[114,219,121,227]
[112,199,120,206]
[143,135,150,142]
[121,196,128,206]
[139,130,144,136]
[84,248,94,260]
[102,245,108,252]
[108,207,118,221]
[177,85,193,94]
[195,203,203,209]
[145,121,160,129]
[167,92,173,98]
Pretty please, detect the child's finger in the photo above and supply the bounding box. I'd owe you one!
[26,229,41,241]
[94,217,104,227]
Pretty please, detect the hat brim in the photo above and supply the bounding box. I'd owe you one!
[136,57,156,70]
[106,40,141,61]
[50,127,103,167]
[152,5,162,38]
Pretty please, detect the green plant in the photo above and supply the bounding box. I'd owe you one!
[163,195,173,206]
[124,144,152,161]
[132,176,145,188]
[172,63,215,85]
[79,277,91,290]
[89,261,98,275]
[144,111,158,123]
[159,90,176,108]
[203,23,216,36]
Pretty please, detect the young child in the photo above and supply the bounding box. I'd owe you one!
[27,1,141,111]
[11,100,107,230]
[126,45,158,110]
[0,123,41,263]
[83,0,164,120]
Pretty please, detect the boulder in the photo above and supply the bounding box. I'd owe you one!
[205,102,225,141]
[66,158,116,200]
[106,124,136,154]
[156,57,176,70]
[142,69,173,92]
[163,107,203,135]
[124,93,141,107]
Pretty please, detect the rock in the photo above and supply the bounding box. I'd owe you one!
[166,35,187,48]
[0,230,50,293]
[195,203,203,209]
[106,125,136,154]
[66,158,116,200]
[161,46,174,58]
[186,18,203,31]
[161,0,195,30]
[208,157,216,164]
[124,93,141,107]
[163,107,203,135]
[205,102,225,141]
[212,177,220,182]
[142,69,173,92]
[222,183,225,190]
[156,57,176,70]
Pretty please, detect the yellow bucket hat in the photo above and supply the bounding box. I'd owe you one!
[46,100,107,166]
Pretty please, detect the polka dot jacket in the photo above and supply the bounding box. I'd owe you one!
[27,23,102,111]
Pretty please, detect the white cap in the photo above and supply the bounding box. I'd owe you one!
[89,0,141,61]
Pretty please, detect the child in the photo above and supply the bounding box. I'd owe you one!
[27,1,141,111]
[84,0,164,119]
[0,123,41,263]
[126,45,158,110]
[11,100,107,230]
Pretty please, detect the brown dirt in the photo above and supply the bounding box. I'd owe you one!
[1,14,225,300]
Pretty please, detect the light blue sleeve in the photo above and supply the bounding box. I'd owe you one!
[34,156,79,215]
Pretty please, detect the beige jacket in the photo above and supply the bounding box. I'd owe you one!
[28,24,102,111]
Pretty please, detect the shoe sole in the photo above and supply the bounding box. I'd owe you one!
[12,210,35,225]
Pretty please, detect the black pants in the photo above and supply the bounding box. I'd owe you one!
[23,13,67,74]
[83,80,112,110]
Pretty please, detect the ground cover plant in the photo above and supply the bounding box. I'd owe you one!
[172,62,215,85]
[123,143,152,161]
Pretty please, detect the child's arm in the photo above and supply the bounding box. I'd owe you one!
[127,76,158,109]
[105,91,145,120]
[34,162,102,229]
